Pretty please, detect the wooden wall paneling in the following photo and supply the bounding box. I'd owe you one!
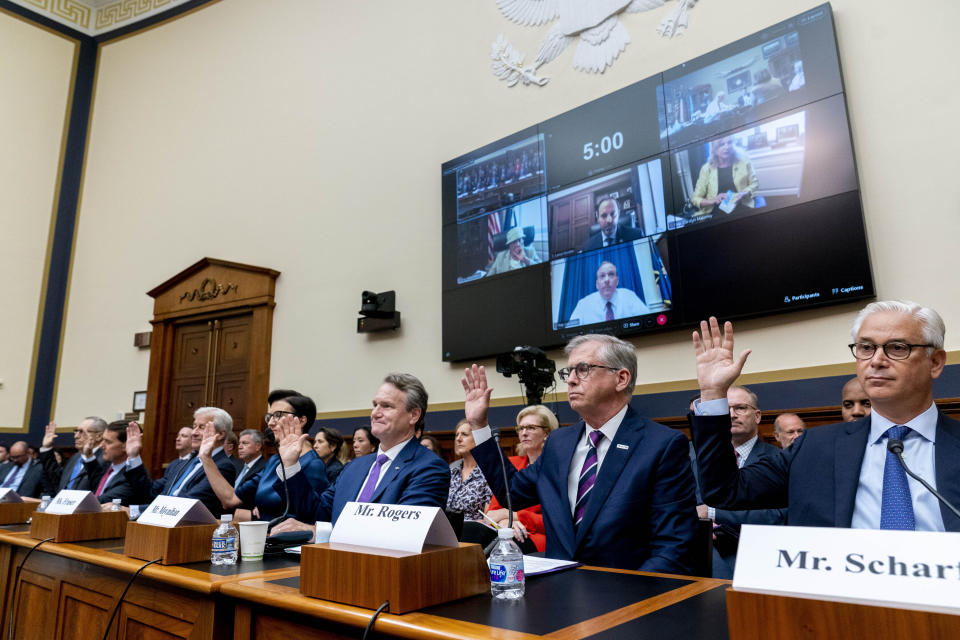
[55,581,113,640]
[11,568,57,640]
[115,601,195,640]
[246,305,273,432]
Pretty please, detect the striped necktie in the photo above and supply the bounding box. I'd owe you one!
[574,430,604,526]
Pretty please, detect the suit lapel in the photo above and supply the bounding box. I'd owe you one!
[834,417,870,527]
[372,440,418,503]
[550,424,583,559]
[343,454,376,502]
[934,413,960,532]
[575,410,644,547]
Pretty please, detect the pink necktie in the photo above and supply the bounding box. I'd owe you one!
[95,466,114,497]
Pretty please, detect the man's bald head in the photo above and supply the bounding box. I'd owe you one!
[841,377,871,422]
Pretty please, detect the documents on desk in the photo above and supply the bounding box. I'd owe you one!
[136,496,217,527]
[734,524,960,615]
[45,490,101,514]
[521,555,580,576]
[329,502,458,553]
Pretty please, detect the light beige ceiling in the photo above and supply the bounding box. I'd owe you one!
[9,0,191,36]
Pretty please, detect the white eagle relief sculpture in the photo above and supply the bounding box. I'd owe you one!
[491,0,699,86]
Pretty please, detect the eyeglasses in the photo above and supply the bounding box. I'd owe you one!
[517,424,546,433]
[729,404,757,415]
[558,362,619,382]
[264,410,296,423]
[848,342,933,361]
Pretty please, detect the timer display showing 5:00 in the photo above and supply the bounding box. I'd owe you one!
[582,131,624,160]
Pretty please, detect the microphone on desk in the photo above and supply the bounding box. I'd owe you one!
[484,426,515,557]
[887,439,960,521]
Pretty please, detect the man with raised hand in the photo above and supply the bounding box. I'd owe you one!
[463,334,697,572]
[689,301,960,531]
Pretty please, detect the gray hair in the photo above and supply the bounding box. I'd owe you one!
[729,385,759,409]
[564,334,637,395]
[383,373,428,428]
[193,407,232,434]
[850,300,945,351]
[84,417,107,433]
[239,429,264,446]
[774,412,802,433]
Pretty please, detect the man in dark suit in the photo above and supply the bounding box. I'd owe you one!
[87,421,152,506]
[690,301,960,532]
[581,197,643,251]
[0,441,44,498]
[38,417,106,494]
[694,386,785,578]
[463,334,698,572]
[271,373,449,535]
[126,407,237,518]
[233,430,267,493]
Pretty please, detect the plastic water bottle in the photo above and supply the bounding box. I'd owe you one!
[38,495,51,512]
[489,527,525,600]
[211,514,238,565]
[110,499,122,511]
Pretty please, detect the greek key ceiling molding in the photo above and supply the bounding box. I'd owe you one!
[10,0,189,35]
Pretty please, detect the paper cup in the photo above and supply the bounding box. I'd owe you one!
[238,521,269,561]
[315,521,333,544]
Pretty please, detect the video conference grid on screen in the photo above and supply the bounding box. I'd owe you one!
[440,3,874,362]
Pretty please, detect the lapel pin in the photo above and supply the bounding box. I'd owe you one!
[616,443,629,450]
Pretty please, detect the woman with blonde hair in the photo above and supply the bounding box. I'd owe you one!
[486,404,558,551]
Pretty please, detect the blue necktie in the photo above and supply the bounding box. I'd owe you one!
[65,456,84,489]
[169,455,200,495]
[880,425,915,530]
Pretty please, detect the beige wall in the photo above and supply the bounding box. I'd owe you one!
[0,12,76,428]
[48,0,960,425]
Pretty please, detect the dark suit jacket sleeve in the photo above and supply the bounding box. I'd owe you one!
[18,463,45,498]
[300,451,330,495]
[713,441,787,531]
[471,437,540,512]
[396,453,449,508]
[38,449,65,494]
[97,462,154,506]
[275,467,336,523]
[640,432,700,574]
[690,414,795,510]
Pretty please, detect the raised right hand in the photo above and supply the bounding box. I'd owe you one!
[691,317,751,401]
[198,422,218,460]
[461,364,493,429]
[276,414,307,468]
[42,422,58,448]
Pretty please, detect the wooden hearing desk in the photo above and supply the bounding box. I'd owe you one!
[0,524,730,639]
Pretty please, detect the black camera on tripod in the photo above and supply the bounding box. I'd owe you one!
[496,346,556,406]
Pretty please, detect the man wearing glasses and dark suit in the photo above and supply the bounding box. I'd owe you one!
[463,334,698,573]
[689,300,960,532]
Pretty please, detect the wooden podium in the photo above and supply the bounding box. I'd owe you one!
[727,588,960,640]
[124,521,219,565]
[300,542,489,613]
[0,501,37,524]
[30,510,129,542]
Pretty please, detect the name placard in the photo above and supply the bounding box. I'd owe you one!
[735,524,960,614]
[0,489,22,504]
[45,490,102,514]
[136,496,217,528]
[330,502,459,553]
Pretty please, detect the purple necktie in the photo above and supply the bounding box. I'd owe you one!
[605,302,614,322]
[574,430,604,526]
[357,454,390,503]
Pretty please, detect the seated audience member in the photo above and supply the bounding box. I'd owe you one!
[702,91,730,121]
[126,407,237,518]
[487,226,540,276]
[581,198,643,251]
[462,334,698,573]
[751,69,785,104]
[841,376,872,422]
[773,413,805,448]
[689,301,960,532]
[0,441,43,497]
[223,430,242,473]
[313,427,346,484]
[694,386,785,579]
[690,136,758,216]
[26,446,38,460]
[270,373,449,536]
[486,405,558,552]
[91,421,152,506]
[233,430,267,490]
[198,392,328,522]
[447,420,492,521]
[568,261,649,326]
[419,434,442,455]
[351,425,379,459]
[0,443,8,464]
[38,417,107,493]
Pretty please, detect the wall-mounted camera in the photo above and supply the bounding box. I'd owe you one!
[357,290,401,333]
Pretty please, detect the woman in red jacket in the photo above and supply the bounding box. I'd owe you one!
[485,404,558,551]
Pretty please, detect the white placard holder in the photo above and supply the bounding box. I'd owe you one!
[329,502,458,552]
[45,490,103,514]
[135,496,217,527]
